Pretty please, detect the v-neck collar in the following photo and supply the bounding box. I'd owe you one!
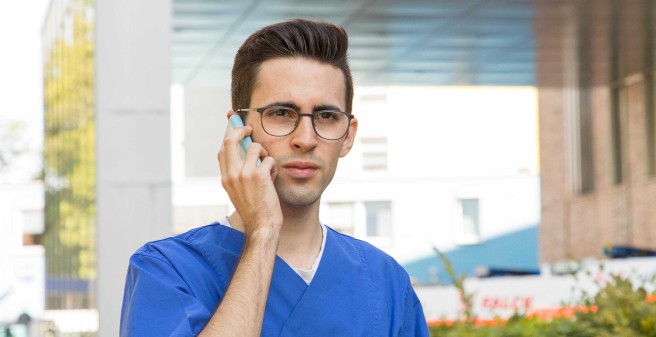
[197,224,378,336]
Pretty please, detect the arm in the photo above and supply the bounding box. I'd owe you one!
[401,284,430,337]
[199,118,282,337]
[199,228,278,337]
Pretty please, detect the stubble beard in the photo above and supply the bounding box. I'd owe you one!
[274,178,328,208]
[273,154,337,208]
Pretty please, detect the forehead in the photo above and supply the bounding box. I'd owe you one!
[251,57,346,110]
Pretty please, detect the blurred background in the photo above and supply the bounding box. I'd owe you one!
[1,0,655,336]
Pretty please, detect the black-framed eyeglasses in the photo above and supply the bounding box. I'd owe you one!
[237,105,354,140]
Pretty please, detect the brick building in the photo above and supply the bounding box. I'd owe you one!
[537,0,656,263]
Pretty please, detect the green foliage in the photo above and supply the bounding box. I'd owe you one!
[574,275,656,337]
[428,269,656,337]
[41,0,97,285]
[434,247,474,322]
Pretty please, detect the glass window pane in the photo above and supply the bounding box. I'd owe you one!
[457,198,481,244]
[327,202,354,235]
[365,201,392,237]
[361,137,388,171]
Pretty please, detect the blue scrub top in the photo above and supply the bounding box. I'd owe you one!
[120,222,429,337]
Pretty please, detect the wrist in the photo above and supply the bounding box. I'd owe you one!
[244,226,280,249]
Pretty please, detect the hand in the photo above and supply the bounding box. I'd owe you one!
[218,113,283,236]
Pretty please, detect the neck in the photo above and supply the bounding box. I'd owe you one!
[228,200,323,269]
[278,199,320,238]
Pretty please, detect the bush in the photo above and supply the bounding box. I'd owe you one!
[428,256,656,337]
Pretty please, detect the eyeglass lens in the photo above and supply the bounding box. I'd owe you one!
[261,106,349,139]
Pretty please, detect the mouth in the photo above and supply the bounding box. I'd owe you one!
[281,161,320,178]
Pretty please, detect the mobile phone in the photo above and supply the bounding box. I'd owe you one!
[228,114,261,166]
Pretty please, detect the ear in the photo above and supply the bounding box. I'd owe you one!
[339,117,358,158]
[227,110,238,119]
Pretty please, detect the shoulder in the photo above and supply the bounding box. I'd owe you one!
[327,227,411,284]
[130,222,236,267]
[127,222,242,288]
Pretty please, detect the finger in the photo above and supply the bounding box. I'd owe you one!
[219,141,237,192]
[221,124,250,190]
[218,147,226,176]
[223,125,253,170]
[223,122,252,143]
[261,156,278,182]
[242,142,268,169]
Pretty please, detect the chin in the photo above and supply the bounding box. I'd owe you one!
[276,185,324,208]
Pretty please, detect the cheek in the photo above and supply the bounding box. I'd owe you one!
[323,145,343,168]
[249,126,268,146]
[254,135,278,157]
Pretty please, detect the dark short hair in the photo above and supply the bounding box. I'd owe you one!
[231,19,353,114]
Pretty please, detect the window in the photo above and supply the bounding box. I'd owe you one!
[456,198,481,245]
[565,7,594,193]
[576,12,595,192]
[576,86,595,192]
[609,3,626,185]
[646,76,655,175]
[326,202,355,235]
[361,137,388,171]
[22,209,45,235]
[645,0,656,176]
[364,201,392,238]
[610,88,626,184]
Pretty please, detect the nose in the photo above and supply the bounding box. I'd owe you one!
[290,114,318,152]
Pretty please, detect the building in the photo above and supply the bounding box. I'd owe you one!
[0,182,45,325]
[536,0,656,263]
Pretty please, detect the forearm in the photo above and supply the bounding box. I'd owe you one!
[199,229,279,337]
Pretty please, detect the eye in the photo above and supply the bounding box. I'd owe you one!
[263,107,296,119]
[315,111,340,121]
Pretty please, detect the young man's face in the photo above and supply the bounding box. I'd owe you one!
[245,57,357,208]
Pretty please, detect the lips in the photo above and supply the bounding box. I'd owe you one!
[282,161,319,178]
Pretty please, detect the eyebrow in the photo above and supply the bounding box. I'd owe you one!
[265,101,343,112]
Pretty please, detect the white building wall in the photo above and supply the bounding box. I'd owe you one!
[322,175,540,262]
[339,86,539,177]
[329,86,539,261]
[0,182,45,323]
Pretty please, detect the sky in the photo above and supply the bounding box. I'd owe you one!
[0,1,50,182]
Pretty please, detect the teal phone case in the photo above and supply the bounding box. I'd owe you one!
[228,115,261,166]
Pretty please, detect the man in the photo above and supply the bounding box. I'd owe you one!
[120,19,429,337]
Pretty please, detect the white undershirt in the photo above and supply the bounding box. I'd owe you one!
[221,217,327,284]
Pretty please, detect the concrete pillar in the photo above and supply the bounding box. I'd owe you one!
[95,1,172,336]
